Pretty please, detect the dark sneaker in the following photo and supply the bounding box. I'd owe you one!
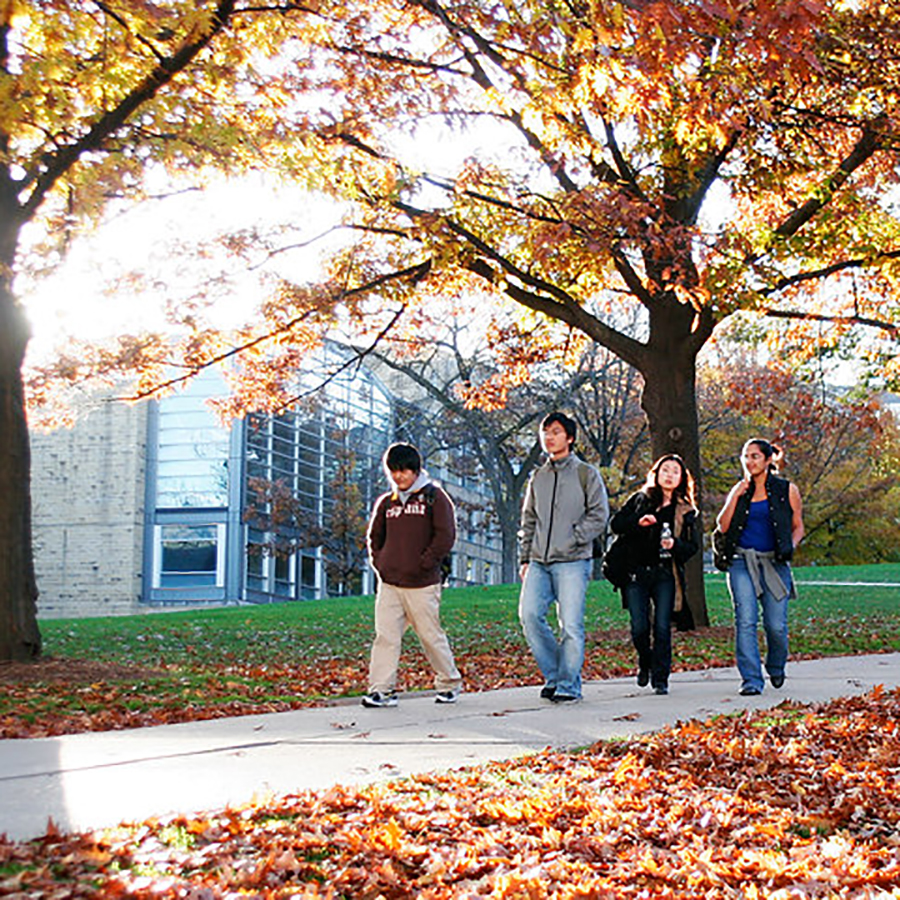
[435,689,460,704]
[770,674,785,688]
[361,691,398,708]
[637,668,650,687]
[654,684,668,695]
[550,693,580,703]
[540,686,556,700]
[739,686,762,696]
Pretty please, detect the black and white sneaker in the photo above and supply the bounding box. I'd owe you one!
[361,691,399,708]
[435,689,460,704]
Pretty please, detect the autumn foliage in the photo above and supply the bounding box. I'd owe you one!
[2,687,899,897]
[699,358,900,564]
[6,0,900,659]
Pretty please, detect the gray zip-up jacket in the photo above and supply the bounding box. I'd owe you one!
[518,453,609,565]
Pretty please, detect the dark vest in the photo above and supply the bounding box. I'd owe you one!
[723,473,794,565]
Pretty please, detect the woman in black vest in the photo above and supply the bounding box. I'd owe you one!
[609,455,699,695]
[716,439,805,696]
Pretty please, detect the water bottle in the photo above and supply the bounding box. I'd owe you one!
[659,522,673,559]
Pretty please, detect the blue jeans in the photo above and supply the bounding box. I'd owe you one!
[623,566,675,688]
[519,559,591,698]
[727,556,792,692]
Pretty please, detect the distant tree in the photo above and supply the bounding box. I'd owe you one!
[700,360,900,564]
[564,342,650,502]
[321,437,369,596]
[244,416,370,597]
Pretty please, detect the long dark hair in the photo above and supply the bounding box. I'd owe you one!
[642,454,696,507]
[742,438,783,475]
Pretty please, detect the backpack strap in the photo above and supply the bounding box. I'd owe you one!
[578,462,607,561]
[421,484,452,583]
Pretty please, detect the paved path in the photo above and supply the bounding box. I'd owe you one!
[2,653,899,842]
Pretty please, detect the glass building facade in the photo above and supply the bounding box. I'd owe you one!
[143,349,393,604]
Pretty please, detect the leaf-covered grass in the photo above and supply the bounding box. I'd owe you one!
[3,687,899,897]
[0,564,897,739]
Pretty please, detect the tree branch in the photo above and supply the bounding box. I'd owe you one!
[92,0,167,64]
[762,307,898,336]
[22,0,238,218]
[773,116,887,240]
[120,260,427,402]
[760,248,900,304]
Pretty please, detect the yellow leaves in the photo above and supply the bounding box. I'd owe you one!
[0,0,26,28]
[611,750,645,786]
[573,28,596,53]
[376,816,404,851]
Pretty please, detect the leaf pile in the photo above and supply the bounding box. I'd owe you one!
[2,687,899,898]
[0,629,737,739]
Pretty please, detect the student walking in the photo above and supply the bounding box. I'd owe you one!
[518,412,609,703]
[715,439,805,696]
[361,443,462,708]
[607,455,699,695]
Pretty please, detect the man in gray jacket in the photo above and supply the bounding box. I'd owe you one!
[518,412,609,702]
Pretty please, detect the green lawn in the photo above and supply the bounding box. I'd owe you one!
[41,562,900,665]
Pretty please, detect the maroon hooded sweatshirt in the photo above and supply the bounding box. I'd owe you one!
[367,476,455,588]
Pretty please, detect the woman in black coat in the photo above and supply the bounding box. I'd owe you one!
[608,455,699,695]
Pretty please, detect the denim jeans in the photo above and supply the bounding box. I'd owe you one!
[622,566,675,688]
[727,555,792,692]
[518,559,591,698]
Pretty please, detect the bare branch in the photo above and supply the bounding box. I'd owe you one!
[763,307,898,335]
[761,248,900,295]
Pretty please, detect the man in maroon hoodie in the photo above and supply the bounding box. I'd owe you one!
[361,442,462,708]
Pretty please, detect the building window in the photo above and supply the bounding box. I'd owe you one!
[155,369,230,509]
[246,527,267,592]
[155,524,224,588]
[273,552,295,597]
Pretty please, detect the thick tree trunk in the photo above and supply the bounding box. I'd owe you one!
[637,317,710,628]
[0,272,41,661]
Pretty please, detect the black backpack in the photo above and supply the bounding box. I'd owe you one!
[423,484,454,585]
[577,463,607,560]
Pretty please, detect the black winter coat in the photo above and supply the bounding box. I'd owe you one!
[608,491,699,616]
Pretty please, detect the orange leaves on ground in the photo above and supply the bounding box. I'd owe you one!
[4,688,900,897]
[0,628,724,739]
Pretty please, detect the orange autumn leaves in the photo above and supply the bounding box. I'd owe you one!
[2,687,898,897]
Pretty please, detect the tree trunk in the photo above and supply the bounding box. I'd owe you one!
[499,498,520,584]
[0,269,42,661]
[637,317,710,628]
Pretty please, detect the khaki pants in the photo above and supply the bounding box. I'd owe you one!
[368,582,462,694]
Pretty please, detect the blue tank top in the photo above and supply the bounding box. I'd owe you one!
[738,499,776,551]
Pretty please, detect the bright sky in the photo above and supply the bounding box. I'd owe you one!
[21,173,349,366]
[20,115,529,369]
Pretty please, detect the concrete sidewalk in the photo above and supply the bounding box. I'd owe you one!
[2,653,899,842]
